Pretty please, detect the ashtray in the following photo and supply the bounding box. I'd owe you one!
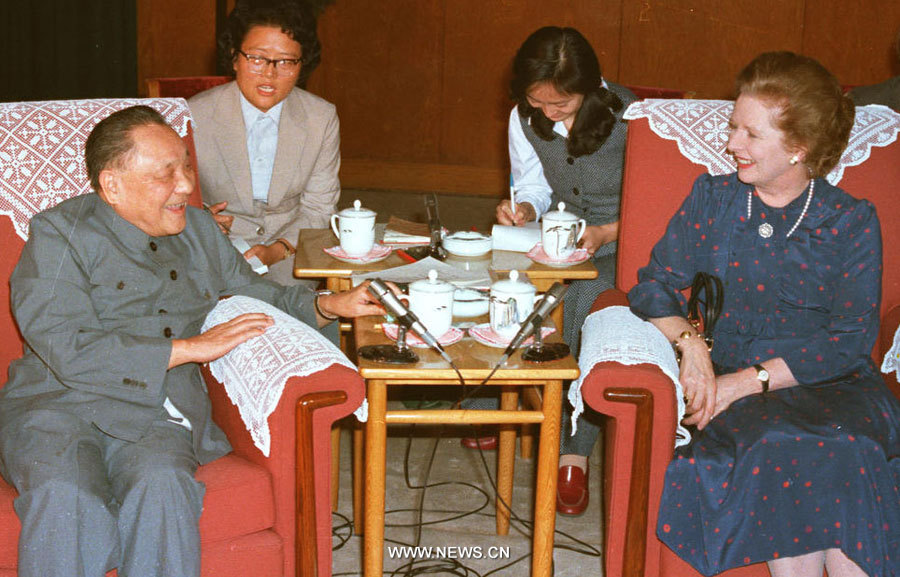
[442,231,492,257]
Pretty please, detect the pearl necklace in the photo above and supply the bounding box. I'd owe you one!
[746,179,814,239]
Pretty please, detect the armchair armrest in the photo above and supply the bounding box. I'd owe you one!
[879,304,900,400]
[578,288,680,577]
[205,365,363,577]
[201,297,365,577]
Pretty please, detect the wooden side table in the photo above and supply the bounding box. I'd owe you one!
[294,228,596,515]
[354,315,579,577]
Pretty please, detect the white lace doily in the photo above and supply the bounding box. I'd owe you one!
[880,324,900,383]
[569,306,690,448]
[202,296,364,456]
[0,98,194,241]
[623,100,900,186]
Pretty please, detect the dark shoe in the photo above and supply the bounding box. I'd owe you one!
[460,436,498,450]
[556,465,589,516]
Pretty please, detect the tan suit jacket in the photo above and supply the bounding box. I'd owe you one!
[188,81,340,284]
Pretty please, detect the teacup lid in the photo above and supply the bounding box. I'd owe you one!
[337,199,376,218]
[542,202,578,222]
[409,269,455,294]
[491,270,535,294]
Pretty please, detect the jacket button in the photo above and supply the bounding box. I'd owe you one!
[567,157,574,165]
[170,270,178,280]
[116,281,125,290]
[158,309,168,315]
[573,187,580,196]
[256,226,265,236]
[149,241,157,251]
[164,327,173,338]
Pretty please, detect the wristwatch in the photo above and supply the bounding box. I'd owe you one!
[314,290,339,321]
[753,363,770,394]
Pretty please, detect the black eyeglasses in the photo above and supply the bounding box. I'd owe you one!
[236,50,301,76]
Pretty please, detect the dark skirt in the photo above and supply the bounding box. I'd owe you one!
[657,366,900,576]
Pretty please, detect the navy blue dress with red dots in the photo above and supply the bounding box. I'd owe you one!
[628,173,900,576]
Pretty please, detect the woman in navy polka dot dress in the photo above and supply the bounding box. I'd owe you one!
[628,52,900,576]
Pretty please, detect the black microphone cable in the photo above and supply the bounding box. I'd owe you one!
[333,280,598,576]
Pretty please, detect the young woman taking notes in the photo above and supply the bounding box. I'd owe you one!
[466,26,635,517]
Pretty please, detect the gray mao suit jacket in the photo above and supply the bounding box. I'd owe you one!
[189,82,341,285]
[0,194,319,464]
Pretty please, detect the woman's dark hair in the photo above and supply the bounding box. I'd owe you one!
[219,0,322,87]
[85,106,170,192]
[511,26,622,158]
[736,51,855,178]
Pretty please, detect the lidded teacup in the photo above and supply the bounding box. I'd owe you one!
[330,199,376,256]
[541,202,586,260]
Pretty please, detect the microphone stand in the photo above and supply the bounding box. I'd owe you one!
[521,316,570,363]
[358,323,420,364]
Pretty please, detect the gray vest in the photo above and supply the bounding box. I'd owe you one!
[519,82,634,258]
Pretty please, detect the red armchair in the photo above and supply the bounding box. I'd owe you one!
[579,101,900,577]
[0,98,364,577]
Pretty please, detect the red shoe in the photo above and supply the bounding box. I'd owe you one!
[556,465,589,516]
[460,436,498,450]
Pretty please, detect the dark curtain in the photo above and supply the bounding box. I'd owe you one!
[0,1,137,102]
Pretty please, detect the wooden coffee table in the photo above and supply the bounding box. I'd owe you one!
[354,314,579,577]
[293,228,599,330]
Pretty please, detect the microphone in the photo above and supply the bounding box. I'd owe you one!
[501,282,568,358]
[367,279,453,364]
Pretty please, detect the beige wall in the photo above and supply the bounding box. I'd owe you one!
[137,0,900,197]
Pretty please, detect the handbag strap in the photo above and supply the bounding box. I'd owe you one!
[687,271,723,339]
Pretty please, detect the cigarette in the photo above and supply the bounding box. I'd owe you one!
[510,185,516,217]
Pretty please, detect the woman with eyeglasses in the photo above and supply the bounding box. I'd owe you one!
[189,0,339,286]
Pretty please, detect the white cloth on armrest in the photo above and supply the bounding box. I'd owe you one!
[880,324,900,383]
[202,295,365,456]
[623,100,900,186]
[0,98,194,241]
[569,306,690,448]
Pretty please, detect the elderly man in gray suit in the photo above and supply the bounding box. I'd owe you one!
[0,106,380,577]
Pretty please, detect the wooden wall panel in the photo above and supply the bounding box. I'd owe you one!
[802,0,900,85]
[137,1,899,196]
[440,0,624,170]
[136,0,218,96]
[312,0,444,163]
[617,0,805,99]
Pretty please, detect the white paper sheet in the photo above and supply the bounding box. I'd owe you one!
[491,222,541,252]
[351,256,491,288]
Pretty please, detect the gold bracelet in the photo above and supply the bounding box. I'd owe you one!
[672,330,696,350]
[672,330,706,364]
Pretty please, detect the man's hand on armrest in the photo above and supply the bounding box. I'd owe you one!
[169,313,274,368]
[314,281,386,327]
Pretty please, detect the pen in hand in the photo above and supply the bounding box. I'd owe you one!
[510,184,516,217]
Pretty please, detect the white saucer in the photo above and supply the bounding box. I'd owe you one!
[468,323,556,348]
[382,323,464,348]
[324,243,392,263]
[526,243,590,267]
